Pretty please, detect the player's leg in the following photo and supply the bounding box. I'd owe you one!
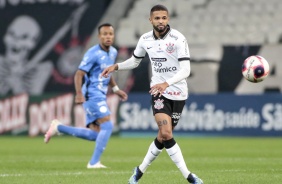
[167,100,203,184]
[44,100,100,143]
[129,96,168,184]
[87,102,113,168]
[44,119,99,143]
[138,135,164,173]
[129,134,164,183]
[156,107,192,179]
[157,112,200,183]
[57,123,99,140]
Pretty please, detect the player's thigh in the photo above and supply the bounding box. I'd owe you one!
[155,113,173,139]
[155,113,172,128]
[83,99,111,127]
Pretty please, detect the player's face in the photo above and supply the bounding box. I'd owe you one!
[150,10,169,33]
[99,26,114,48]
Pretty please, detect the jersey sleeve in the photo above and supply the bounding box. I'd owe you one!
[78,49,96,73]
[133,37,146,59]
[177,35,190,61]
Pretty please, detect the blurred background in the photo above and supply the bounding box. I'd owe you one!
[0,0,281,137]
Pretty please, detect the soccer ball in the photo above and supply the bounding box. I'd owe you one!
[242,55,269,83]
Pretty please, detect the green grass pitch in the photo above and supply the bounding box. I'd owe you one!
[0,136,281,184]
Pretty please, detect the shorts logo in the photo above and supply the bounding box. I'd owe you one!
[86,108,96,116]
[100,106,107,113]
[166,43,175,53]
[172,112,181,119]
[154,99,164,110]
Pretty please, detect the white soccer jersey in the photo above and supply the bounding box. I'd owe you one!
[133,25,190,100]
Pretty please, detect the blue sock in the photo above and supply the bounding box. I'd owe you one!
[57,125,98,141]
[89,121,113,165]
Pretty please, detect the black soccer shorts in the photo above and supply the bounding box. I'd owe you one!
[151,95,185,127]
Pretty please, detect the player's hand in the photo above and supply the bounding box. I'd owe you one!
[75,93,85,104]
[101,64,118,78]
[149,82,169,97]
[115,90,128,101]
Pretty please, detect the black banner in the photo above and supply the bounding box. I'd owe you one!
[0,0,111,95]
[0,1,281,95]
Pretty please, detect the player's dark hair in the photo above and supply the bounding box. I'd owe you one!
[150,4,169,16]
[98,23,113,34]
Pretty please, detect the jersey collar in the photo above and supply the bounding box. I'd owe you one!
[153,25,171,40]
[98,44,110,53]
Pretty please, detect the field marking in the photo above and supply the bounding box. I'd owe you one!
[0,171,131,178]
[0,174,23,177]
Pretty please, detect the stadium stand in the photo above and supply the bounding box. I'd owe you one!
[84,0,282,94]
[115,0,282,46]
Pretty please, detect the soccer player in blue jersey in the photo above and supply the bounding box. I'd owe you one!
[44,23,128,168]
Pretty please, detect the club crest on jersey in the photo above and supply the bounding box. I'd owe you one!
[166,43,175,53]
[154,99,164,110]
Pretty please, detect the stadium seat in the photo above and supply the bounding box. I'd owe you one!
[114,0,282,46]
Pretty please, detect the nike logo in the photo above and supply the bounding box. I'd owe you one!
[147,47,152,49]
[151,151,158,156]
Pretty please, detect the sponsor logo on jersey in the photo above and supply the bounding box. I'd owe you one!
[152,60,177,73]
[166,43,175,53]
[154,99,164,110]
[151,58,167,62]
[154,66,177,73]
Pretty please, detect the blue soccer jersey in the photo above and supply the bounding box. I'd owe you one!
[78,44,118,100]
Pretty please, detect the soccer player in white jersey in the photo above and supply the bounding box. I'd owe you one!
[101,4,203,184]
[44,23,128,169]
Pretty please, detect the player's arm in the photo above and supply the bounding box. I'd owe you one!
[109,75,119,92]
[166,36,191,85]
[117,55,143,70]
[101,55,142,77]
[102,36,145,78]
[74,69,86,104]
[166,60,190,85]
[109,75,128,101]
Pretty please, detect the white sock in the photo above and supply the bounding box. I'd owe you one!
[139,141,162,173]
[166,143,191,178]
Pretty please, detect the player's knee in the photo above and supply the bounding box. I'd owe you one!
[160,130,172,140]
[87,130,97,141]
[163,138,176,149]
[100,121,113,130]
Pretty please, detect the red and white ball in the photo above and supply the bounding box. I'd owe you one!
[242,55,269,83]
